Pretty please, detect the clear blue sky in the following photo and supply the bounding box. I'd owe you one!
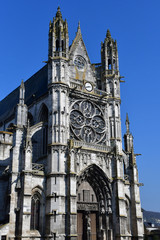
[0,0,160,212]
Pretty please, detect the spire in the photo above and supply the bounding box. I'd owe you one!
[56,6,62,19]
[106,29,111,39]
[125,113,130,134]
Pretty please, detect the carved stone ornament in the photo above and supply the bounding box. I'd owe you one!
[74,55,86,70]
[70,100,106,144]
[77,203,98,211]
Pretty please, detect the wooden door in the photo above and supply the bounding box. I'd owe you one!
[77,212,97,240]
[90,213,97,240]
[77,212,83,240]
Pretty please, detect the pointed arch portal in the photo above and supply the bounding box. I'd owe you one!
[77,164,113,240]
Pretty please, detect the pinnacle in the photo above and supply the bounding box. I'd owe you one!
[126,113,129,123]
[77,21,81,34]
[125,113,130,133]
[56,6,62,19]
[106,29,111,39]
[20,79,24,89]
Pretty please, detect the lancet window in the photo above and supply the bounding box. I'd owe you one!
[30,194,41,230]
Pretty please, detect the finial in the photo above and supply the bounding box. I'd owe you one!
[125,113,130,133]
[126,113,129,123]
[106,29,111,39]
[20,80,24,89]
[56,6,62,19]
[19,79,25,104]
[77,21,81,34]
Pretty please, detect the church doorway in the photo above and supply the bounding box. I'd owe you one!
[77,181,98,240]
[76,165,113,240]
[77,211,97,240]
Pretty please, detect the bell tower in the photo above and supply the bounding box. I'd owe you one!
[101,30,122,152]
[101,29,119,77]
[46,7,70,239]
[48,7,69,85]
[48,7,69,59]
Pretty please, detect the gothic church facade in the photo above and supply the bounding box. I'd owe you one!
[0,8,144,240]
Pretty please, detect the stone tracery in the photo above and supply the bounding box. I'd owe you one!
[70,100,106,144]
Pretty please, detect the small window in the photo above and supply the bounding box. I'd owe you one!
[78,193,81,201]
[54,193,57,202]
[62,40,64,51]
[56,39,59,51]
[54,211,56,222]
[113,59,116,69]
[108,59,112,70]
[83,190,90,202]
[1,236,6,240]
[53,233,56,240]
[92,194,94,202]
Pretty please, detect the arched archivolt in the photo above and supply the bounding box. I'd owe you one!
[31,185,43,196]
[77,164,112,214]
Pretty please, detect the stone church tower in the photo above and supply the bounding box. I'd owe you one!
[0,7,144,240]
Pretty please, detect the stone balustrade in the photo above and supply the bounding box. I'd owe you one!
[73,140,110,153]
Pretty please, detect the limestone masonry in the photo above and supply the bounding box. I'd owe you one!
[0,7,144,240]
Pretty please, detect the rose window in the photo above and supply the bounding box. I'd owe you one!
[70,100,106,144]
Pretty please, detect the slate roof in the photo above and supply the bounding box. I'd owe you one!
[0,65,48,123]
[143,209,160,227]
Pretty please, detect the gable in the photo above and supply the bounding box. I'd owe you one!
[69,27,96,85]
